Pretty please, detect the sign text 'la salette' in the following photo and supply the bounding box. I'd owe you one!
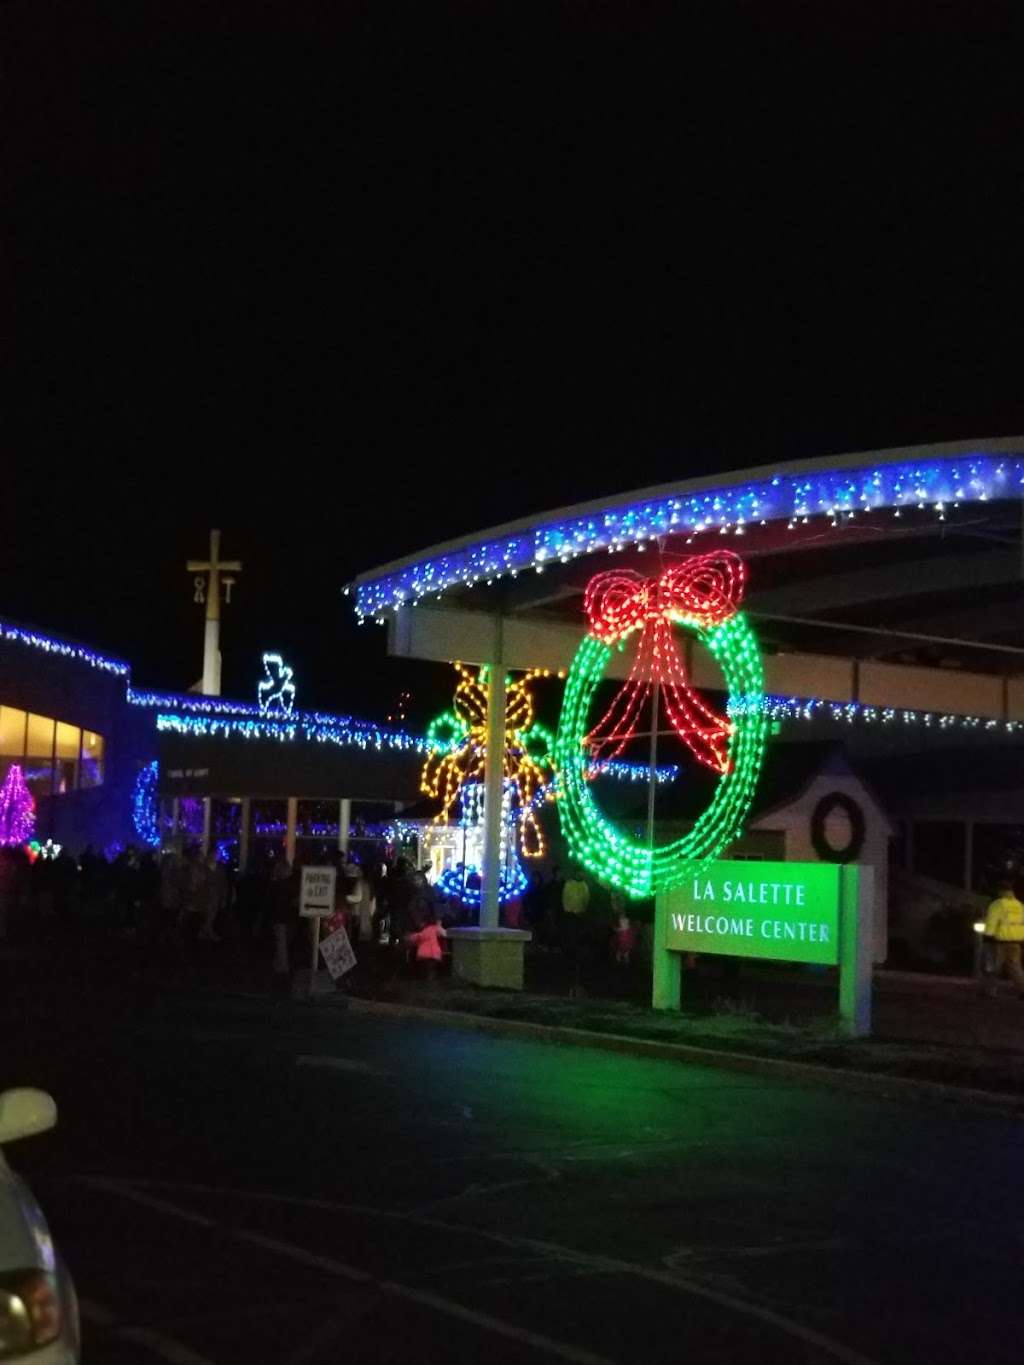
[661,862,840,965]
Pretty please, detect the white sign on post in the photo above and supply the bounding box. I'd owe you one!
[300,865,337,918]
[320,927,357,979]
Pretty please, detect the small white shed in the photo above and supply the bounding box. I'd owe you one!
[748,744,894,963]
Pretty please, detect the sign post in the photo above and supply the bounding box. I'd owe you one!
[297,865,337,998]
[838,864,873,1037]
[654,860,871,1036]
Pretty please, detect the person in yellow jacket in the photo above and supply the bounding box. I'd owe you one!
[981,882,1024,996]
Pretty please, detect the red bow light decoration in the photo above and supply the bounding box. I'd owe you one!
[583,552,746,776]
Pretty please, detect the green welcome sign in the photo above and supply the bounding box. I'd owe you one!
[661,860,840,966]
[653,859,873,1036]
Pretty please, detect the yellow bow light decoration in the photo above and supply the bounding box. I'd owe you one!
[420,663,559,857]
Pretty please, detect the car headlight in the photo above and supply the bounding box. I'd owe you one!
[0,1270,62,1358]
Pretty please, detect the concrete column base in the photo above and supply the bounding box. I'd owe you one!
[446,927,532,990]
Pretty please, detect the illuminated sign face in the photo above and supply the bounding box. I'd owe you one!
[660,860,840,965]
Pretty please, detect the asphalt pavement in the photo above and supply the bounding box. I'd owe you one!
[3,946,1024,1365]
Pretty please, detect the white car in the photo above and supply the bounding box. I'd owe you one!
[0,1090,79,1363]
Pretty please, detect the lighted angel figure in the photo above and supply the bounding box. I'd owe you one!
[257,652,297,718]
[421,663,556,858]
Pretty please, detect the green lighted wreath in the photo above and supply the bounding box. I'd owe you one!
[553,553,767,899]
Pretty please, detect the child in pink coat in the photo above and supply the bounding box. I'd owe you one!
[408,913,447,981]
[614,912,636,966]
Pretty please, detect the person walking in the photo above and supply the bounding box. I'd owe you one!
[178,846,205,940]
[346,862,376,945]
[0,847,18,941]
[114,846,142,936]
[199,852,228,942]
[561,867,590,997]
[407,910,447,983]
[269,857,295,983]
[385,859,417,949]
[136,850,161,942]
[981,881,1024,997]
[523,870,545,938]
[541,865,565,947]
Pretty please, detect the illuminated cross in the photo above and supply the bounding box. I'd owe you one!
[187,529,242,696]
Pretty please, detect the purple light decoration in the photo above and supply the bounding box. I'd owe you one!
[179,797,205,837]
[0,765,35,846]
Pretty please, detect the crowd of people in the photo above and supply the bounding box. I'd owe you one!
[0,842,162,940]
[0,838,651,991]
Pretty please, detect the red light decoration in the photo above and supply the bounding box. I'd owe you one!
[582,553,746,775]
[554,550,766,898]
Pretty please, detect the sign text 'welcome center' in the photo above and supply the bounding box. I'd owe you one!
[661,861,841,965]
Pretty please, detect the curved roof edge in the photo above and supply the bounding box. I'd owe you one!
[351,435,1024,619]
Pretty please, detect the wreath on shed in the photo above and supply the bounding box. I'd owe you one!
[810,791,866,863]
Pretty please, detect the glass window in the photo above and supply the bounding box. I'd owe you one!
[971,823,1024,896]
[55,722,80,794]
[80,730,105,788]
[24,713,54,798]
[0,707,26,757]
[911,820,965,889]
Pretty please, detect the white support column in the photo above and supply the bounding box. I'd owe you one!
[481,650,507,930]
[285,798,298,866]
[238,797,251,870]
[203,619,221,696]
[338,798,351,856]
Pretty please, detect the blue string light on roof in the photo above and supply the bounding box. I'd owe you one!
[130,686,412,732]
[351,451,1024,618]
[147,702,691,771]
[128,688,265,717]
[153,712,432,754]
[730,694,1024,735]
[585,759,679,784]
[0,619,130,676]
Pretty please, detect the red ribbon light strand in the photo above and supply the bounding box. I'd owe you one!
[583,553,746,775]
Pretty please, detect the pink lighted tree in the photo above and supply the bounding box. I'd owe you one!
[0,764,35,846]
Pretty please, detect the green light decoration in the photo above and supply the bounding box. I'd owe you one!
[554,552,767,899]
[425,709,469,756]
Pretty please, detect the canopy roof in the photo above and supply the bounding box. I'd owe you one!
[353,436,1024,678]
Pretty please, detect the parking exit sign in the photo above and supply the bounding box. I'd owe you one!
[660,860,841,966]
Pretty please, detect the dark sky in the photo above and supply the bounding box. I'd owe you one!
[2,0,1023,724]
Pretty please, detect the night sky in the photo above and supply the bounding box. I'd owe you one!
[2,1,1023,725]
